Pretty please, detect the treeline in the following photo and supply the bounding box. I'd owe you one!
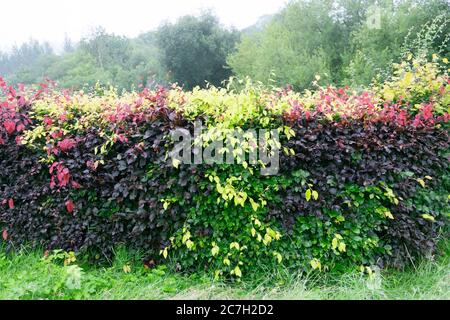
[0,12,239,90]
[229,0,450,89]
[0,0,449,90]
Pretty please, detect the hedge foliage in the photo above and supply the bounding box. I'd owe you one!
[1,54,449,278]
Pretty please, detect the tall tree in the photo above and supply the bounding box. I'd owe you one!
[228,0,450,89]
[156,12,240,89]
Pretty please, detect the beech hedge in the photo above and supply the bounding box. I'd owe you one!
[1,55,449,278]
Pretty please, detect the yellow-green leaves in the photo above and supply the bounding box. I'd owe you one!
[182,231,191,244]
[123,264,131,273]
[231,266,242,278]
[384,211,394,220]
[282,126,296,140]
[63,251,77,266]
[261,227,281,246]
[360,265,375,277]
[249,198,260,212]
[421,214,435,222]
[211,243,220,256]
[382,184,399,205]
[305,189,312,201]
[377,54,447,114]
[214,270,223,280]
[160,247,169,259]
[230,242,240,251]
[417,178,426,188]
[312,190,319,201]
[417,176,432,188]
[185,240,194,250]
[332,238,338,249]
[305,187,319,202]
[310,258,322,271]
[172,158,181,169]
[332,234,346,254]
[384,88,396,101]
[181,228,195,250]
[376,207,394,220]
[273,252,283,264]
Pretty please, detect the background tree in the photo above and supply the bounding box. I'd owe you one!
[344,0,450,87]
[228,0,450,89]
[156,12,240,89]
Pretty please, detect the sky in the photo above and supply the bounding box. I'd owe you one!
[0,0,287,52]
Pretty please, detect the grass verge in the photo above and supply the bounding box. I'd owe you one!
[0,242,448,300]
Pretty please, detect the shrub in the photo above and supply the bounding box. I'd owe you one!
[0,55,449,278]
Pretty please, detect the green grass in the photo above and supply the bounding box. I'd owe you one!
[0,242,449,300]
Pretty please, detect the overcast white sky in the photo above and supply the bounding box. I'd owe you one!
[0,0,287,52]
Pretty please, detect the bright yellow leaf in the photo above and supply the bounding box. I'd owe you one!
[417,179,426,188]
[305,189,312,202]
[422,214,435,222]
[234,266,242,277]
[123,265,131,273]
[310,258,322,271]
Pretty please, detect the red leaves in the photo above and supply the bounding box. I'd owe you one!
[43,115,53,126]
[59,113,67,123]
[71,181,82,189]
[65,200,75,214]
[50,176,56,189]
[51,130,63,139]
[49,162,71,188]
[49,162,59,174]
[58,167,71,187]
[16,123,25,132]
[3,198,14,209]
[0,76,6,89]
[57,138,76,152]
[397,109,408,127]
[412,103,435,128]
[114,133,128,144]
[2,229,7,241]
[3,120,15,135]
[15,135,22,145]
[283,86,446,129]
